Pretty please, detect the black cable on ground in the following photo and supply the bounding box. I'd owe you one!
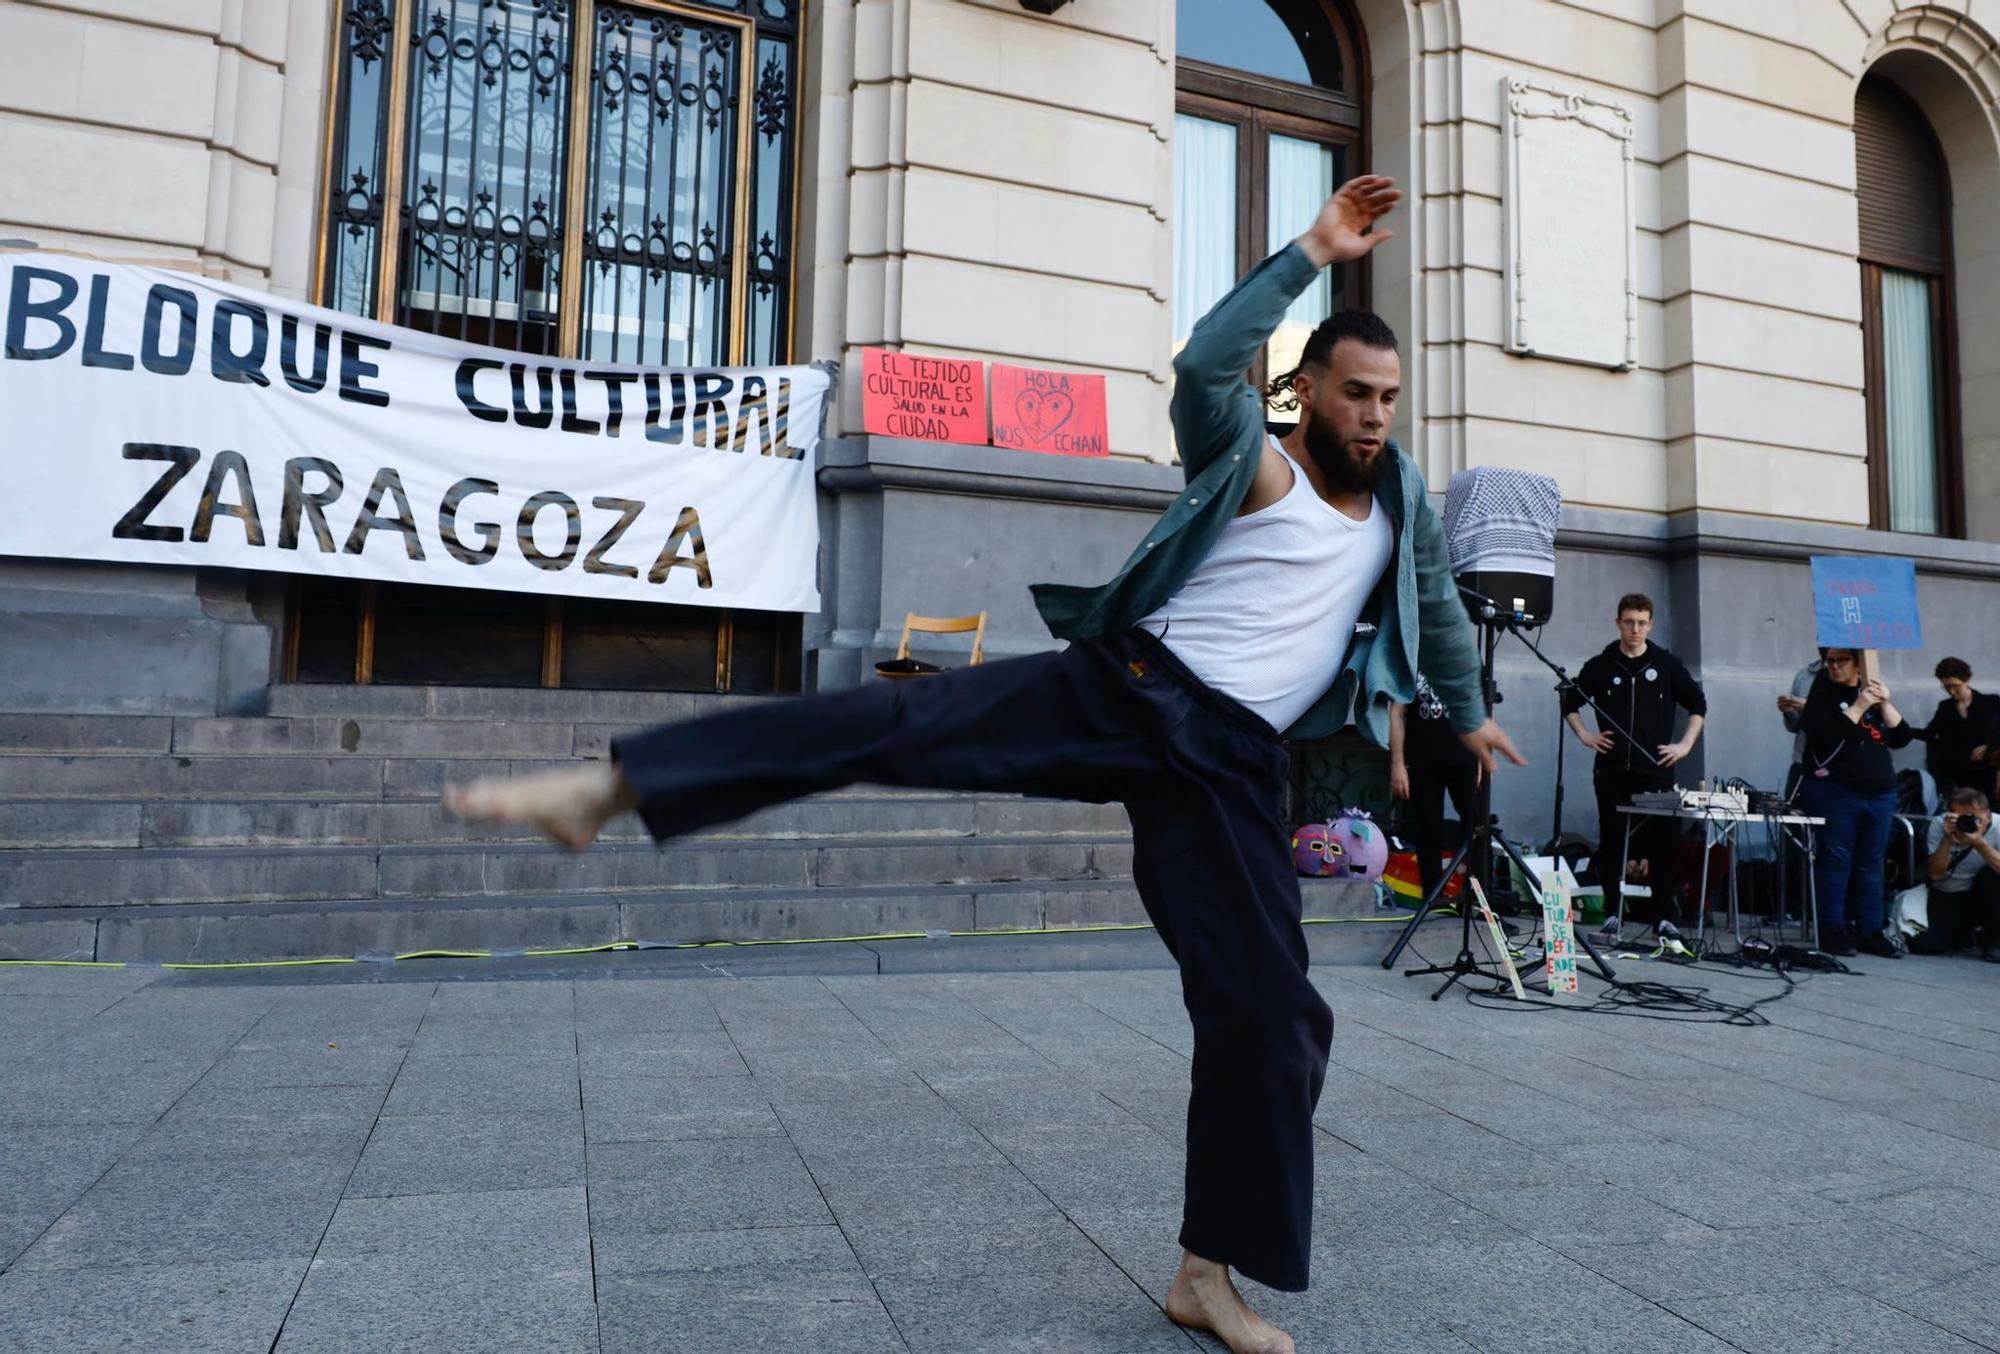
[1461,951,1813,1025]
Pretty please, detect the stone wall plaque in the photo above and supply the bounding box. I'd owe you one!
[1502,78,1637,370]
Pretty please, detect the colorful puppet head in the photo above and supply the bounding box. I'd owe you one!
[1292,822,1346,877]
[1328,810,1388,879]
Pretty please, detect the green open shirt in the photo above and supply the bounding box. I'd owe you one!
[1029,242,1485,745]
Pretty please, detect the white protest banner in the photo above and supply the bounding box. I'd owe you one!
[0,255,833,613]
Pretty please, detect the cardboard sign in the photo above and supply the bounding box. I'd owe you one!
[1809,555,1922,650]
[861,348,985,443]
[1468,878,1528,1001]
[1539,882,1580,995]
[989,363,1108,457]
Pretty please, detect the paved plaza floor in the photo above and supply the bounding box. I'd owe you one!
[2,920,1998,1353]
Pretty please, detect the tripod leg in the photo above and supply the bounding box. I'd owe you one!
[1693,821,1713,953]
[1571,902,1618,981]
[1380,832,1476,969]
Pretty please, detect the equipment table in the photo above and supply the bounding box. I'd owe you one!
[1611,803,1825,953]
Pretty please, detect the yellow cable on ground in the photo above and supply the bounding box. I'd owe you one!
[0,958,130,968]
[0,909,1434,971]
[157,957,358,971]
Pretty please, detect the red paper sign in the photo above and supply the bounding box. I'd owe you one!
[860,348,986,443]
[989,363,1108,457]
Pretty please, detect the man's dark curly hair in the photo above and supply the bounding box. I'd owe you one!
[1261,310,1400,412]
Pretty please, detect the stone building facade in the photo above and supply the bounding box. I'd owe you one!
[4,0,1999,839]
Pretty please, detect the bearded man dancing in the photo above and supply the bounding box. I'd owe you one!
[444,176,1518,1354]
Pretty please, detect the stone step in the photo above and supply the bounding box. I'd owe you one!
[264,683,755,723]
[0,754,400,801]
[0,714,174,754]
[0,751,1117,802]
[0,713,672,760]
[0,794,1129,850]
[171,716,585,758]
[0,835,1137,909]
[1,877,1383,963]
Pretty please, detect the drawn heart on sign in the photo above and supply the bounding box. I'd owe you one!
[1016,387,1074,444]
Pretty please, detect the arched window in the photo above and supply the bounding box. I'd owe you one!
[1856,75,1962,537]
[1173,0,1364,394]
[298,0,803,692]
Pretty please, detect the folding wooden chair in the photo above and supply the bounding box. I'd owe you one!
[875,611,987,678]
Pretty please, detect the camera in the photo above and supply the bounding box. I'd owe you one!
[1956,813,1981,835]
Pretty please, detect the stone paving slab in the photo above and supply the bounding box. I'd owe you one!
[346,1110,586,1198]
[3,924,2000,1352]
[0,1258,310,1353]
[276,1187,599,1354]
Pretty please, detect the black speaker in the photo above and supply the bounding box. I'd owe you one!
[1442,469,1562,629]
[1456,570,1555,628]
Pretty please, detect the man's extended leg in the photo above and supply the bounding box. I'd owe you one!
[447,636,1178,845]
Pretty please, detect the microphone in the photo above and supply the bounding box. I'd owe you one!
[1442,467,1561,627]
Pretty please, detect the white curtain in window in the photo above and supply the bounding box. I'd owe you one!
[1173,114,1238,349]
[1881,268,1941,535]
[1266,134,1335,380]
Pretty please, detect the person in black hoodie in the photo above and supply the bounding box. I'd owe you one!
[1563,593,1707,930]
[1797,646,1914,957]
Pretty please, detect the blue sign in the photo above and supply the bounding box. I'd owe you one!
[1809,555,1922,650]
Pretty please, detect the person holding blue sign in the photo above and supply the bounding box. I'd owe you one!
[1798,647,1914,957]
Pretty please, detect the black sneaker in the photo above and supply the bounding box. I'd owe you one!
[1825,936,1859,957]
[1859,933,1903,959]
[1981,950,2000,965]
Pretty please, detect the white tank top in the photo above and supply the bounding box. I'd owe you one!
[1138,439,1393,732]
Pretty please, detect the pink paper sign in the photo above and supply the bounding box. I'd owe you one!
[861,348,986,443]
[989,363,1108,457]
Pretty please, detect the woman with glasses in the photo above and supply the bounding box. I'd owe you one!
[1798,647,1914,957]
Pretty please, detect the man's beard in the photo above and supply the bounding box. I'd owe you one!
[1301,408,1385,494]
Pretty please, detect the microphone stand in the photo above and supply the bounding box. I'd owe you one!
[1380,589,1618,994]
[1384,584,1632,992]
[1549,678,1568,856]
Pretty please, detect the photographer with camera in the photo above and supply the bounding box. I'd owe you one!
[1914,788,2000,962]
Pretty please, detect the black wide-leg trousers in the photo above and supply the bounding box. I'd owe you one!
[611,628,1335,1291]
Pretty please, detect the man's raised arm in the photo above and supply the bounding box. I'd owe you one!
[1169,176,1400,481]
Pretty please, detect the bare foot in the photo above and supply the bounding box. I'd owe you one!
[440,763,634,851]
[1164,1251,1295,1354]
